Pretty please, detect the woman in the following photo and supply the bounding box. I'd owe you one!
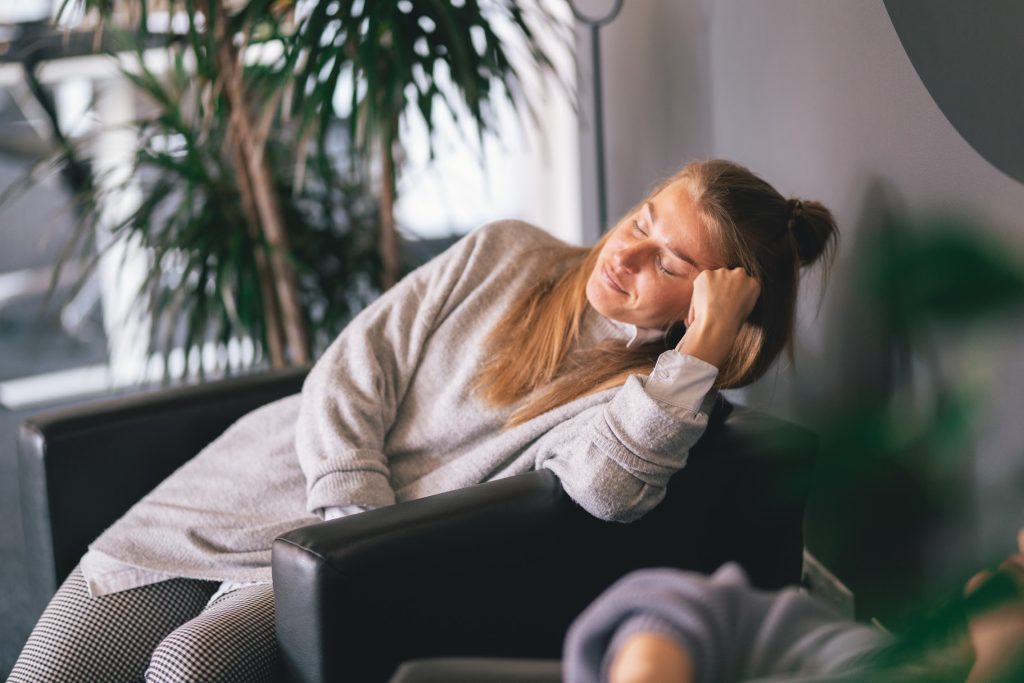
[11,159,838,682]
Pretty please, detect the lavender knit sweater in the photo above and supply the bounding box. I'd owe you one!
[564,564,891,683]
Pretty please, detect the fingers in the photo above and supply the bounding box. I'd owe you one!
[677,268,760,365]
[967,570,993,596]
[694,267,760,297]
[696,268,761,319]
[965,531,1024,597]
[1000,554,1024,579]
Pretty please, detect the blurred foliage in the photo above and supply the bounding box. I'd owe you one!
[862,217,1024,334]
[57,0,570,294]
[866,565,1024,683]
[280,0,567,171]
[275,0,570,288]
[9,36,380,376]
[3,0,569,376]
[114,50,382,363]
[805,214,1024,679]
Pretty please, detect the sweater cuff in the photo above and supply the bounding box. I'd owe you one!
[603,374,712,465]
[306,469,396,513]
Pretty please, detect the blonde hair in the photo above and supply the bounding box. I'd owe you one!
[475,159,838,426]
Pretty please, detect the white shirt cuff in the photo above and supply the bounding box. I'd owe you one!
[321,504,374,521]
[643,351,719,417]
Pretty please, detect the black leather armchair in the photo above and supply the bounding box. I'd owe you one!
[18,368,817,683]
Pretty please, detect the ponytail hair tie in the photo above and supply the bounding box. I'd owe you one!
[786,198,804,233]
[787,198,804,219]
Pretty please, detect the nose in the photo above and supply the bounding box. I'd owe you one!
[613,241,645,272]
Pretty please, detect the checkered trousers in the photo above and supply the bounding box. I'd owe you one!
[9,566,277,682]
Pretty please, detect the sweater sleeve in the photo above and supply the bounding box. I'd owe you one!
[294,225,492,513]
[563,564,890,683]
[534,350,718,523]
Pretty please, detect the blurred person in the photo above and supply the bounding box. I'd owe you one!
[564,530,1024,683]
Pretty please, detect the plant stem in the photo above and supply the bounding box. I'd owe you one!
[227,127,286,367]
[379,135,398,290]
[211,1,310,364]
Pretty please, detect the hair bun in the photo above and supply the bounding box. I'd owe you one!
[788,198,838,267]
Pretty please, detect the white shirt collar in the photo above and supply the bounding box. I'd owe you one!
[607,318,665,348]
[579,306,666,349]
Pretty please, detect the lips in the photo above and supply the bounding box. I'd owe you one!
[601,265,628,295]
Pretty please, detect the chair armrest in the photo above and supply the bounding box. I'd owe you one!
[273,470,566,683]
[18,366,308,611]
[273,404,817,683]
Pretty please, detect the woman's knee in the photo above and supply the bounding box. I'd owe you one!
[10,568,215,683]
[145,583,276,683]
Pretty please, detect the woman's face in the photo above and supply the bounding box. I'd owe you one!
[586,179,722,329]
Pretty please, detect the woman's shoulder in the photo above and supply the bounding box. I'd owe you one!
[419,220,581,294]
[465,219,573,253]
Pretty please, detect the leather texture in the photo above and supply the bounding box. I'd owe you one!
[18,371,816,683]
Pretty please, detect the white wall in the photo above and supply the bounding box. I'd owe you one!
[576,0,714,241]
[589,0,1024,587]
[709,0,1024,571]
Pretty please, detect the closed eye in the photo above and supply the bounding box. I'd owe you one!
[633,219,680,276]
[656,255,679,277]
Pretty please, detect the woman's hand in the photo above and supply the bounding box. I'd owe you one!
[676,267,761,369]
[965,529,1024,683]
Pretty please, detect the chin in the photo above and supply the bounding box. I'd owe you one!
[584,276,612,318]
[587,293,635,327]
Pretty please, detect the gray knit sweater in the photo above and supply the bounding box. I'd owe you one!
[87,221,716,585]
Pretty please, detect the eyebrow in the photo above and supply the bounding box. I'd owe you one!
[646,200,699,268]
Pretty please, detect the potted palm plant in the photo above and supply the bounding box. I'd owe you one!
[40,0,568,372]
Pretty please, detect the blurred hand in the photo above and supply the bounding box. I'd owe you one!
[676,268,761,369]
[608,632,695,683]
[965,529,1024,683]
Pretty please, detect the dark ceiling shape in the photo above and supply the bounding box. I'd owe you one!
[884,0,1024,185]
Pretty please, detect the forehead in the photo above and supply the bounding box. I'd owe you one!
[648,180,721,268]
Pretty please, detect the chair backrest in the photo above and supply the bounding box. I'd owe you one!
[17,367,308,615]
